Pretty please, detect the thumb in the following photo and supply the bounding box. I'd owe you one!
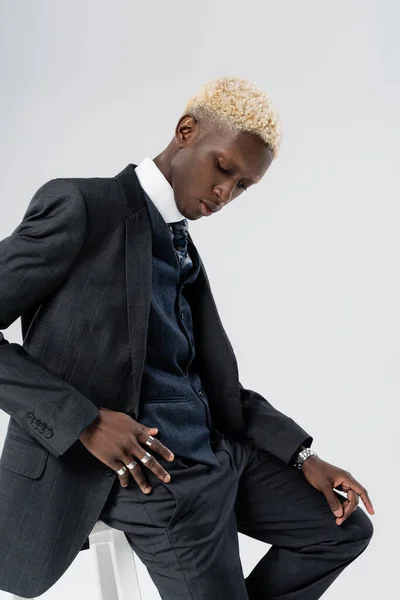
[322,487,343,517]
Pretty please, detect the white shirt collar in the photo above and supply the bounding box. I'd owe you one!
[134,156,185,224]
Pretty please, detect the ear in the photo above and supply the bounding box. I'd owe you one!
[175,114,198,146]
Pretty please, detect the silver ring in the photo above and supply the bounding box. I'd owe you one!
[116,465,127,476]
[140,451,151,464]
[126,460,138,470]
[145,435,155,447]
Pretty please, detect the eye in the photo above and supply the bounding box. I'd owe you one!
[216,161,247,191]
[217,161,230,175]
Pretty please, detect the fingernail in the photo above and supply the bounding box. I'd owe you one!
[334,509,342,517]
[164,474,171,482]
[169,453,175,461]
[144,486,151,493]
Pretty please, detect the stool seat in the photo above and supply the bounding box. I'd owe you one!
[11,520,142,600]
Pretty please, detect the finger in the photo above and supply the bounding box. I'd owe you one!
[113,463,130,488]
[131,420,159,438]
[342,477,375,515]
[136,446,172,484]
[126,459,153,494]
[137,425,175,462]
[322,485,344,518]
[336,490,359,525]
[118,471,130,488]
[140,424,160,437]
[116,458,152,494]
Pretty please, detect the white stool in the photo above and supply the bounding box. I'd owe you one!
[12,519,142,600]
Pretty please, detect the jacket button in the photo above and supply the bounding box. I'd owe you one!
[198,390,204,397]
[44,428,53,438]
[181,312,185,319]
[26,413,34,424]
[103,467,115,477]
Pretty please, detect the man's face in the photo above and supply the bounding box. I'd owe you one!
[170,116,274,221]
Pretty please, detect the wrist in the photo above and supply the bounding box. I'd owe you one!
[293,447,318,470]
[300,453,318,472]
[79,413,100,441]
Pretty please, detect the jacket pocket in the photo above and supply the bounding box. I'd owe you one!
[0,435,49,479]
[142,395,187,404]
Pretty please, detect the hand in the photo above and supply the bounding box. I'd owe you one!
[300,455,375,525]
[79,407,174,494]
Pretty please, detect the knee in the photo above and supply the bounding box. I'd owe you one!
[342,506,374,552]
[353,507,374,541]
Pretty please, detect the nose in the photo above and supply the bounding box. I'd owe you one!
[214,183,235,206]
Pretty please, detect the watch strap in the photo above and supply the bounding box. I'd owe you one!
[293,447,318,470]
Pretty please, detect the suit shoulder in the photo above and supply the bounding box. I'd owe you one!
[54,173,117,198]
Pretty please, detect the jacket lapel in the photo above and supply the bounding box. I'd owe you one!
[185,246,244,436]
[115,164,152,406]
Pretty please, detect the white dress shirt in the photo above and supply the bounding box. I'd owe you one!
[134,156,185,224]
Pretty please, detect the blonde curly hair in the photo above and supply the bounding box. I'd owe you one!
[182,76,282,157]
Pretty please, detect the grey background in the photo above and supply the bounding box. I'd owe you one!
[0,1,398,598]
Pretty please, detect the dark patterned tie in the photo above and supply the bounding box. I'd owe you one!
[169,219,192,270]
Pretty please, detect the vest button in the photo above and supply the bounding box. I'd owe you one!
[198,390,204,396]
[125,409,137,420]
[181,312,185,319]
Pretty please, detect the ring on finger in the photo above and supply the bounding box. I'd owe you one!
[145,435,155,447]
[116,465,127,476]
[140,451,152,464]
[126,460,138,470]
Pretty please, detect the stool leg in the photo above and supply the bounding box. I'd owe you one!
[109,529,142,600]
[93,541,120,600]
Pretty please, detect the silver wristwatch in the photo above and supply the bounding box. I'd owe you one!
[293,447,318,470]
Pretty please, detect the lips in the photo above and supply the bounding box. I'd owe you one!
[199,200,214,217]
[201,200,219,213]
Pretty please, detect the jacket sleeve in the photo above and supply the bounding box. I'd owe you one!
[0,178,99,458]
[239,382,313,464]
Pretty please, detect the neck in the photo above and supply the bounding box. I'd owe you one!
[153,144,175,186]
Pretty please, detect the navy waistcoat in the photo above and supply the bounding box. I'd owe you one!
[136,193,220,468]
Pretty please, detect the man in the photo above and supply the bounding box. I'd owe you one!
[0,76,374,599]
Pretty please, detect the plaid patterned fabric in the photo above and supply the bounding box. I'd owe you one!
[170,219,193,270]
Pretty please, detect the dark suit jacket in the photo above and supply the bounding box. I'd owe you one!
[0,163,312,597]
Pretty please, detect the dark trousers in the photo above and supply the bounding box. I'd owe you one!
[99,431,373,599]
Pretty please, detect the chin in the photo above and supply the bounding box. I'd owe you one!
[182,211,199,222]
[177,202,199,221]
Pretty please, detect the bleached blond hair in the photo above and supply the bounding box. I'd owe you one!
[182,76,282,157]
